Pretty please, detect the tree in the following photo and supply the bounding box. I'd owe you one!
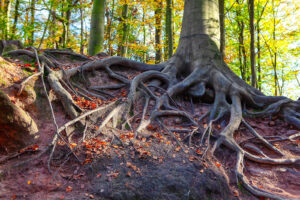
[4,0,300,199]
[219,0,225,59]
[0,0,11,39]
[118,0,129,57]
[154,0,162,63]
[88,0,106,56]
[165,0,173,59]
[11,0,20,39]
[248,0,257,88]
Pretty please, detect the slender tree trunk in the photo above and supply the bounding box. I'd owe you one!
[38,8,52,49]
[119,0,128,57]
[11,0,19,39]
[142,4,146,62]
[60,0,66,48]
[155,0,162,64]
[65,2,71,47]
[165,0,173,59]
[88,0,106,56]
[80,2,84,54]
[272,0,278,96]
[257,24,261,91]
[256,0,268,91]
[28,0,35,46]
[106,0,115,56]
[236,1,246,81]
[219,0,225,59]
[1,0,11,39]
[248,0,257,88]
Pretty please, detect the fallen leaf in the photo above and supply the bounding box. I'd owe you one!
[66,186,72,192]
[233,190,239,197]
[189,156,195,162]
[258,185,264,189]
[159,156,164,163]
[10,194,16,200]
[175,146,181,152]
[195,149,202,155]
[216,162,221,167]
[70,143,77,148]
[97,173,102,178]
[200,169,204,173]
[27,180,32,185]
[89,194,95,199]
[126,171,132,177]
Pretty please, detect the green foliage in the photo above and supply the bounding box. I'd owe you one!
[0,0,298,98]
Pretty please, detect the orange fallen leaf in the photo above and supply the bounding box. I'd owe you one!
[66,186,72,192]
[216,162,221,167]
[96,173,102,178]
[258,185,264,189]
[195,149,202,155]
[175,146,181,152]
[70,143,77,148]
[27,180,32,185]
[233,190,239,197]
[126,171,132,177]
[11,194,16,200]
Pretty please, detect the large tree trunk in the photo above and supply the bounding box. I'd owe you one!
[88,0,106,55]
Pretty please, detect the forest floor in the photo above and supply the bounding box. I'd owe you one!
[0,54,299,200]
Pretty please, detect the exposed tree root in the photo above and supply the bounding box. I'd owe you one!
[4,47,300,199]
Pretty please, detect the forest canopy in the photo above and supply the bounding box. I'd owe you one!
[0,0,299,98]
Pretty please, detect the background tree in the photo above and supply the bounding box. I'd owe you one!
[88,0,106,55]
[248,0,257,87]
[165,0,173,59]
